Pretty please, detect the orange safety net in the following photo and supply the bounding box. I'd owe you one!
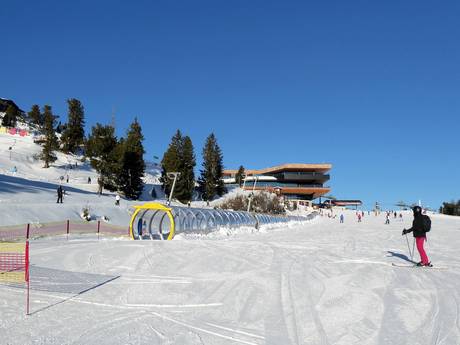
[0,242,28,283]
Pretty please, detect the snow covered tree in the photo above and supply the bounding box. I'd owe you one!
[86,123,119,190]
[235,165,245,187]
[1,105,18,127]
[61,99,85,154]
[198,133,225,201]
[116,118,145,199]
[40,105,58,168]
[27,104,42,128]
[160,131,196,203]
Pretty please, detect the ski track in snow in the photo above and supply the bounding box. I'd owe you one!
[1,210,460,344]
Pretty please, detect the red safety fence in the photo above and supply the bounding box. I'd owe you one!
[0,225,30,314]
[1,221,128,315]
[0,220,129,242]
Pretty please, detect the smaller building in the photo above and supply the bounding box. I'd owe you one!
[331,200,362,207]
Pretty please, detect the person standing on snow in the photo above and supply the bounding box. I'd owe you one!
[402,206,432,267]
[340,214,344,223]
[385,214,390,224]
[56,185,64,203]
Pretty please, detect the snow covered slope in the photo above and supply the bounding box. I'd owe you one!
[1,209,459,344]
[0,132,162,227]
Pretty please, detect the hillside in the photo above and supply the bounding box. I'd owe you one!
[0,124,163,227]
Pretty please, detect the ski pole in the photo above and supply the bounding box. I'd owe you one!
[411,238,415,262]
[405,234,412,259]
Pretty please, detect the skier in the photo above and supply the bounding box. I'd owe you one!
[340,214,344,223]
[402,206,432,267]
[115,194,120,206]
[357,213,362,222]
[88,177,91,184]
[385,214,390,224]
[56,185,64,203]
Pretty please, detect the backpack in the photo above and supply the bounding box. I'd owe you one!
[422,215,431,232]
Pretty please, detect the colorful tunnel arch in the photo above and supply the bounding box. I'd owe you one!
[129,203,175,240]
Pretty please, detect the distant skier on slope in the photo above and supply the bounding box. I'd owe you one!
[402,206,432,267]
[56,185,64,203]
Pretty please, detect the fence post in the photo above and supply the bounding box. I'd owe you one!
[66,220,70,240]
[26,223,30,315]
[97,220,100,240]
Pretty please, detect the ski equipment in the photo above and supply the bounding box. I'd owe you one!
[392,263,447,269]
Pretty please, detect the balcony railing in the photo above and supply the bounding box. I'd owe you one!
[225,182,329,189]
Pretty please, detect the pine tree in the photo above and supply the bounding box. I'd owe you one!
[61,99,85,154]
[117,118,145,199]
[1,105,18,127]
[198,133,225,201]
[235,165,245,187]
[86,123,119,190]
[40,105,58,168]
[160,131,197,203]
[160,130,183,198]
[27,105,42,128]
[175,135,196,203]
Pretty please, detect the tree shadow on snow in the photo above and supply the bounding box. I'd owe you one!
[0,173,94,196]
[386,251,416,264]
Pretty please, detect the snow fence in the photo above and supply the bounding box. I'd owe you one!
[129,202,316,240]
[0,221,128,242]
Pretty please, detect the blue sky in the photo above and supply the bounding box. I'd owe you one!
[1,1,459,209]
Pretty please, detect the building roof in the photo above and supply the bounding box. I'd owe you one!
[224,163,332,175]
[0,98,24,113]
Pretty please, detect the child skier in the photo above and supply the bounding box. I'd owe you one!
[402,206,432,267]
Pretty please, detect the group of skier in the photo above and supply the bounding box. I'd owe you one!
[338,206,432,267]
[56,184,121,206]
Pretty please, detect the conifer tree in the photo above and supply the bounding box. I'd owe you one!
[86,123,118,190]
[61,98,85,154]
[1,105,18,127]
[40,105,58,168]
[198,133,225,201]
[175,135,196,203]
[160,130,183,198]
[27,104,42,128]
[160,131,196,203]
[117,118,145,199]
[235,165,245,187]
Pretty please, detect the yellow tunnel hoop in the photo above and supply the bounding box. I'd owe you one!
[129,202,175,240]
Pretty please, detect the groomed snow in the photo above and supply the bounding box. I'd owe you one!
[1,209,460,344]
